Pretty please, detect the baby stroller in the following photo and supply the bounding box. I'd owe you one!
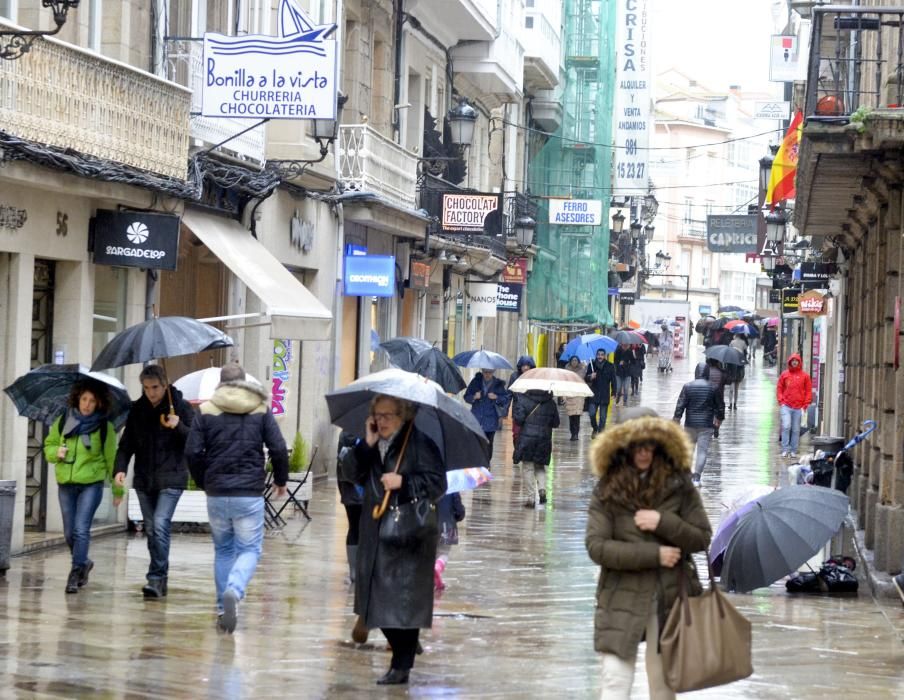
[795,420,877,494]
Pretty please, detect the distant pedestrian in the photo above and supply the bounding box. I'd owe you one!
[464,368,511,461]
[586,414,712,699]
[585,349,617,436]
[113,365,194,599]
[777,353,812,459]
[512,390,559,508]
[673,362,725,485]
[507,355,536,450]
[563,356,587,440]
[705,358,726,437]
[433,491,465,591]
[43,382,119,594]
[185,364,288,634]
[628,345,645,396]
[613,344,632,405]
[336,430,363,584]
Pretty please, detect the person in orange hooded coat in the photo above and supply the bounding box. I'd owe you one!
[776,353,812,458]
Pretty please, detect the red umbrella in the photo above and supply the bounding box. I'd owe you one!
[724,319,748,330]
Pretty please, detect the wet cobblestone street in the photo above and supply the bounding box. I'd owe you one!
[2,347,904,698]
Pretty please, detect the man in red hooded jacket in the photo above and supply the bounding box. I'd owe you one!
[776,353,812,458]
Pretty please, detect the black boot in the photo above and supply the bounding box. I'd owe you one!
[78,559,94,588]
[376,668,410,685]
[142,578,166,598]
[65,567,81,594]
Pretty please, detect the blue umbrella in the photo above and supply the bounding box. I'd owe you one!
[560,334,618,362]
[452,349,514,370]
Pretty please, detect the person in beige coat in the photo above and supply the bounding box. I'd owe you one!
[585,416,711,699]
[563,356,586,441]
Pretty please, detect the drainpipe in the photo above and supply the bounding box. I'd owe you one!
[392,0,405,143]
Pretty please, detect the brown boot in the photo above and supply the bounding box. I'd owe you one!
[351,615,369,644]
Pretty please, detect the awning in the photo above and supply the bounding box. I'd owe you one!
[182,209,332,340]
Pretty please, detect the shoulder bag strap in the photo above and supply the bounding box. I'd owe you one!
[371,421,414,520]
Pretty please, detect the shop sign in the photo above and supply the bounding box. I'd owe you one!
[798,262,837,283]
[769,289,782,304]
[502,257,528,284]
[548,199,603,226]
[496,283,522,313]
[343,254,395,297]
[409,260,430,290]
[798,290,827,317]
[468,282,498,318]
[706,215,758,253]
[619,290,636,305]
[0,204,27,232]
[782,289,799,313]
[754,101,791,120]
[769,35,801,83]
[271,339,292,416]
[441,193,502,234]
[202,0,337,120]
[90,210,180,271]
[698,305,712,315]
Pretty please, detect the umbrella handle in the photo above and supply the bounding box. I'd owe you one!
[371,421,414,520]
[159,383,177,429]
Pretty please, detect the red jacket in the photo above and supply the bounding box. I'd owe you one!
[777,353,812,410]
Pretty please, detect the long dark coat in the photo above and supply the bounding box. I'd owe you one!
[464,374,511,433]
[512,390,559,465]
[586,417,711,660]
[345,424,447,630]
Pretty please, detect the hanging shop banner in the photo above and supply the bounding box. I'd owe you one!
[798,290,828,318]
[468,282,498,318]
[441,193,502,234]
[769,289,782,304]
[408,260,430,290]
[202,0,337,119]
[496,283,522,313]
[613,0,652,196]
[798,262,838,284]
[619,290,636,305]
[502,257,528,284]
[754,101,791,120]
[343,255,395,297]
[769,35,801,83]
[271,339,292,416]
[782,288,800,313]
[548,199,603,226]
[90,210,180,271]
[706,214,758,253]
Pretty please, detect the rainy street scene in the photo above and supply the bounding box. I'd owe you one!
[3,0,904,698]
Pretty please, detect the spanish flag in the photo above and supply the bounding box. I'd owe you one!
[765,110,803,209]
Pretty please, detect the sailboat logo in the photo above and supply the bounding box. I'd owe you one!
[206,0,334,58]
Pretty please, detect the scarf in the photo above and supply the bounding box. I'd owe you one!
[62,408,106,448]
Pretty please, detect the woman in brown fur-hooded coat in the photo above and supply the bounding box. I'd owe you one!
[585,416,711,694]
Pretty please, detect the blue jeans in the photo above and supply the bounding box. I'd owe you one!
[781,405,803,452]
[588,401,610,432]
[207,496,264,612]
[58,481,104,568]
[615,376,629,403]
[136,488,183,580]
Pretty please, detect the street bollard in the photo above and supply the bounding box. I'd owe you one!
[0,480,16,576]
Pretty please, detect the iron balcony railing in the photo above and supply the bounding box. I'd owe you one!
[338,123,418,210]
[805,5,904,120]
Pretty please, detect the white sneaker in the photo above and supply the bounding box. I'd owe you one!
[691,474,701,487]
[790,451,798,459]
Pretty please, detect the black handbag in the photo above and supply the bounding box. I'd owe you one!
[379,496,438,548]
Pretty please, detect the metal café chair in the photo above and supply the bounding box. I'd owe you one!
[264,446,316,530]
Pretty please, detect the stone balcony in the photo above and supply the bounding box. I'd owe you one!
[338,124,418,211]
[0,25,190,180]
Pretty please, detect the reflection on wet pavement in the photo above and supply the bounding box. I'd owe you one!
[1,346,903,698]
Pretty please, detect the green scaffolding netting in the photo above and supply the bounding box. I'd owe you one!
[527,0,615,328]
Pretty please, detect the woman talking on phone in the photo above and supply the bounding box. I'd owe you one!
[339,394,447,686]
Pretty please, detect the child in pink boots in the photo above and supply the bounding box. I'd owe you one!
[434,492,465,591]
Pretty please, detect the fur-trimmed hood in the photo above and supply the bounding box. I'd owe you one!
[201,379,269,416]
[589,416,693,477]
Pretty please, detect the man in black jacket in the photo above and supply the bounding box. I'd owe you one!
[114,365,194,599]
[673,363,725,485]
[585,349,617,436]
[185,364,288,633]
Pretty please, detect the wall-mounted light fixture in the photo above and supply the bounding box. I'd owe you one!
[266,93,347,179]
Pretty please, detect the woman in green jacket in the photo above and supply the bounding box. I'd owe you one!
[585,415,711,699]
[43,382,119,594]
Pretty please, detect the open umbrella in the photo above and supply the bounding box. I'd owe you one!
[719,305,747,313]
[445,467,493,494]
[4,364,131,429]
[509,367,593,398]
[560,334,618,362]
[755,308,780,319]
[325,368,488,471]
[766,317,780,328]
[378,337,432,371]
[626,319,641,329]
[173,367,263,405]
[610,330,648,345]
[412,348,467,393]
[710,485,776,576]
[452,349,514,370]
[719,485,849,592]
[704,345,745,366]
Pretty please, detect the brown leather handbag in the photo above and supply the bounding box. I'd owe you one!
[659,552,753,692]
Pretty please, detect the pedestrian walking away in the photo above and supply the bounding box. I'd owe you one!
[184,363,288,634]
[433,491,465,591]
[563,356,587,440]
[463,368,511,461]
[658,325,674,373]
[705,358,726,436]
[113,365,194,599]
[777,353,812,459]
[585,349,617,436]
[42,381,119,594]
[507,355,536,450]
[628,344,645,396]
[586,415,712,700]
[337,430,364,585]
[613,344,632,405]
[673,362,725,484]
[342,395,447,685]
[512,389,559,508]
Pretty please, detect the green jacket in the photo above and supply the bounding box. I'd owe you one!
[43,417,118,487]
[585,416,711,660]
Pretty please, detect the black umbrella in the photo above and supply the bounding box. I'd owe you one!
[720,485,849,593]
[377,337,432,371]
[718,305,747,313]
[412,348,467,393]
[704,345,745,366]
[325,368,488,470]
[452,349,515,370]
[91,316,233,371]
[610,330,645,345]
[4,364,131,429]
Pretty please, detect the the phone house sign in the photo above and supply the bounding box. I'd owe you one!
[202,0,337,120]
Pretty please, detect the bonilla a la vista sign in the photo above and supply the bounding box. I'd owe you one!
[202,0,337,119]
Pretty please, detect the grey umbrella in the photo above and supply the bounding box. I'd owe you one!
[325,368,488,470]
[377,337,432,371]
[91,316,233,371]
[704,345,745,366]
[720,485,849,593]
[412,348,467,393]
[452,349,514,370]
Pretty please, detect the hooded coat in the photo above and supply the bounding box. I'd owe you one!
[777,353,812,409]
[464,373,511,433]
[507,355,536,421]
[512,390,559,465]
[343,424,447,630]
[113,386,194,492]
[586,416,711,660]
[185,379,288,495]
